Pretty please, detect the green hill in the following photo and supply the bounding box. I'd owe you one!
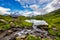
[43,9,60,30]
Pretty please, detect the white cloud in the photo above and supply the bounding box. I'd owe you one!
[38,0,51,4]
[16,0,51,4]
[44,0,60,13]
[0,7,11,15]
[15,0,60,16]
[29,0,60,15]
[16,0,51,8]
[30,4,39,11]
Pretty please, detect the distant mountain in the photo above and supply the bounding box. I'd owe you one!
[10,11,21,17]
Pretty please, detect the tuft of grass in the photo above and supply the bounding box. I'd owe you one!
[26,35,42,40]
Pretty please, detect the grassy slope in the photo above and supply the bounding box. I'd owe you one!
[43,9,60,30]
[0,15,12,30]
[41,9,60,38]
[0,15,32,30]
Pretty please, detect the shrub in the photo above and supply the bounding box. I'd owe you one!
[26,35,42,40]
[57,32,60,37]
[26,35,36,40]
[0,24,10,30]
[48,29,57,36]
[36,36,42,40]
[54,37,60,40]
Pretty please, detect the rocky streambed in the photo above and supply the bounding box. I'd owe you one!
[0,25,52,40]
[0,20,54,40]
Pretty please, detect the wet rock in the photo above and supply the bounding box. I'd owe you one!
[0,31,8,39]
[11,28,22,31]
[0,31,19,40]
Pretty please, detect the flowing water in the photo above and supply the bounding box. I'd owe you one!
[16,20,48,37]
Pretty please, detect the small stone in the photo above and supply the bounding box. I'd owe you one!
[21,35,26,39]
[52,28,57,30]
[8,30,13,33]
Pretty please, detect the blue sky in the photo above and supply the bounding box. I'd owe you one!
[0,0,52,11]
[0,0,60,16]
[0,0,25,11]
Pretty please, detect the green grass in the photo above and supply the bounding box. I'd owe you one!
[43,9,60,30]
[0,15,33,30]
[26,35,42,40]
[43,9,60,38]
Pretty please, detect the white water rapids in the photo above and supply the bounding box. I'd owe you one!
[16,20,48,37]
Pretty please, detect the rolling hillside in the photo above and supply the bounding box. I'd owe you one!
[43,9,60,30]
